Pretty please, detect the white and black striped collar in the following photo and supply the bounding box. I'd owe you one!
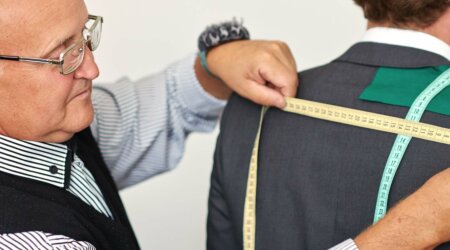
[0,134,74,189]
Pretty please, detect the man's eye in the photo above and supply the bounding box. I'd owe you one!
[47,45,65,58]
[63,40,72,47]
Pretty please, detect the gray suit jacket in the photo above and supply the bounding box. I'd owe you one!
[207,42,450,250]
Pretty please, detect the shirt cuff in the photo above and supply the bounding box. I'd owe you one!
[328,239,359,250]
[174,53,226,119]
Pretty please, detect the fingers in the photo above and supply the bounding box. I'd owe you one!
[205,39,299,107]
[241,81,286,109]
[257,57,299,98]
[247,40,298,98]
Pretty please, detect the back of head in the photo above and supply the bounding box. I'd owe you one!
[353,0,450,28]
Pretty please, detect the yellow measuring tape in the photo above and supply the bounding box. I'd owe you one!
[243,97,450,250]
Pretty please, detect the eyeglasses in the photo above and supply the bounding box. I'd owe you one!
[0,14,103,75]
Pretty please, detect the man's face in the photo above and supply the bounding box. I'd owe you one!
[0,0,99,142]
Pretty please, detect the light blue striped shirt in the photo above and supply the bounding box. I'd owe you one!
[91,53,225,190]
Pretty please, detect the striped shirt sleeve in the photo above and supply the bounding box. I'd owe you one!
[0,231,96,250]
[328,239,359,250]
[90,53,226,189]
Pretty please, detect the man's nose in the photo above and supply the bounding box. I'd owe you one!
[74,47,100,80]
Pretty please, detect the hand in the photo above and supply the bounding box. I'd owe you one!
[355,168,450,250]
[206,40,298,108]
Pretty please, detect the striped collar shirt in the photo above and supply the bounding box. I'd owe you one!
[0,134,113,218]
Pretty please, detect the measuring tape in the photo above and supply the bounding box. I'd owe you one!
[373,68,450,223]
[243,106,267,250]
[243,79,450,249]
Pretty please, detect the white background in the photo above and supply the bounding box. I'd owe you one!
[84,0,366,249]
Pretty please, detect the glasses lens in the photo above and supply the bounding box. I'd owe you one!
[85,17,102,51]
[91,19,102,51]
[62,41,85,74]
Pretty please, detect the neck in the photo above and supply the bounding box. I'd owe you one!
[367,8,450,46]
[421,9,450,45]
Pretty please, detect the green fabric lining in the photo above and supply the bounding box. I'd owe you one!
[359,65,450,116]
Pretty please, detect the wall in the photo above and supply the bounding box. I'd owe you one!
[84,0,366,249]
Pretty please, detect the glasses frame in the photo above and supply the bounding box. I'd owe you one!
[0,14,103,75]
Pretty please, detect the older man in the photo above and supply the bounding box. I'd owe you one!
[0,0,298,249]
[207,0,450,249]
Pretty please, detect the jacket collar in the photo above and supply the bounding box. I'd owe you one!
[335,42,450,68]
[361,27,450,61]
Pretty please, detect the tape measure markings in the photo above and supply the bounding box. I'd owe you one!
[374,69,450,222]
[243,106,267,250]
[243,94,450,249]
[283,98,450,144]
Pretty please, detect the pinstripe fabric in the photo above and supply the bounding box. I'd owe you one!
[0,231,96,250]
[67,154,113,218]
[0,135,67,188]
[0,135,112,218]
[328,239,358,250]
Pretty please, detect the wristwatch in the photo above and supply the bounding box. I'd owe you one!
[198,18,250,76]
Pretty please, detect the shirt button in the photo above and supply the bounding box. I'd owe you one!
[49,165,59,174]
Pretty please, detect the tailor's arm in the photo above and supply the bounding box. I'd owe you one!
[91,39,298,189]
[355,168,450,250]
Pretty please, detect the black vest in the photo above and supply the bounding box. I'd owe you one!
[0,129,140,250]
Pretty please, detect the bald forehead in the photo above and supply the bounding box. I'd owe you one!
[0,0,87,26]
[0,0,88,54]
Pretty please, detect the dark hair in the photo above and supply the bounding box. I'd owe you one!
[353,0,449,28]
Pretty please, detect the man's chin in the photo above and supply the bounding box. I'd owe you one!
[49,118,93,143]
[74,109,95,132]
[61,106,95,139]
